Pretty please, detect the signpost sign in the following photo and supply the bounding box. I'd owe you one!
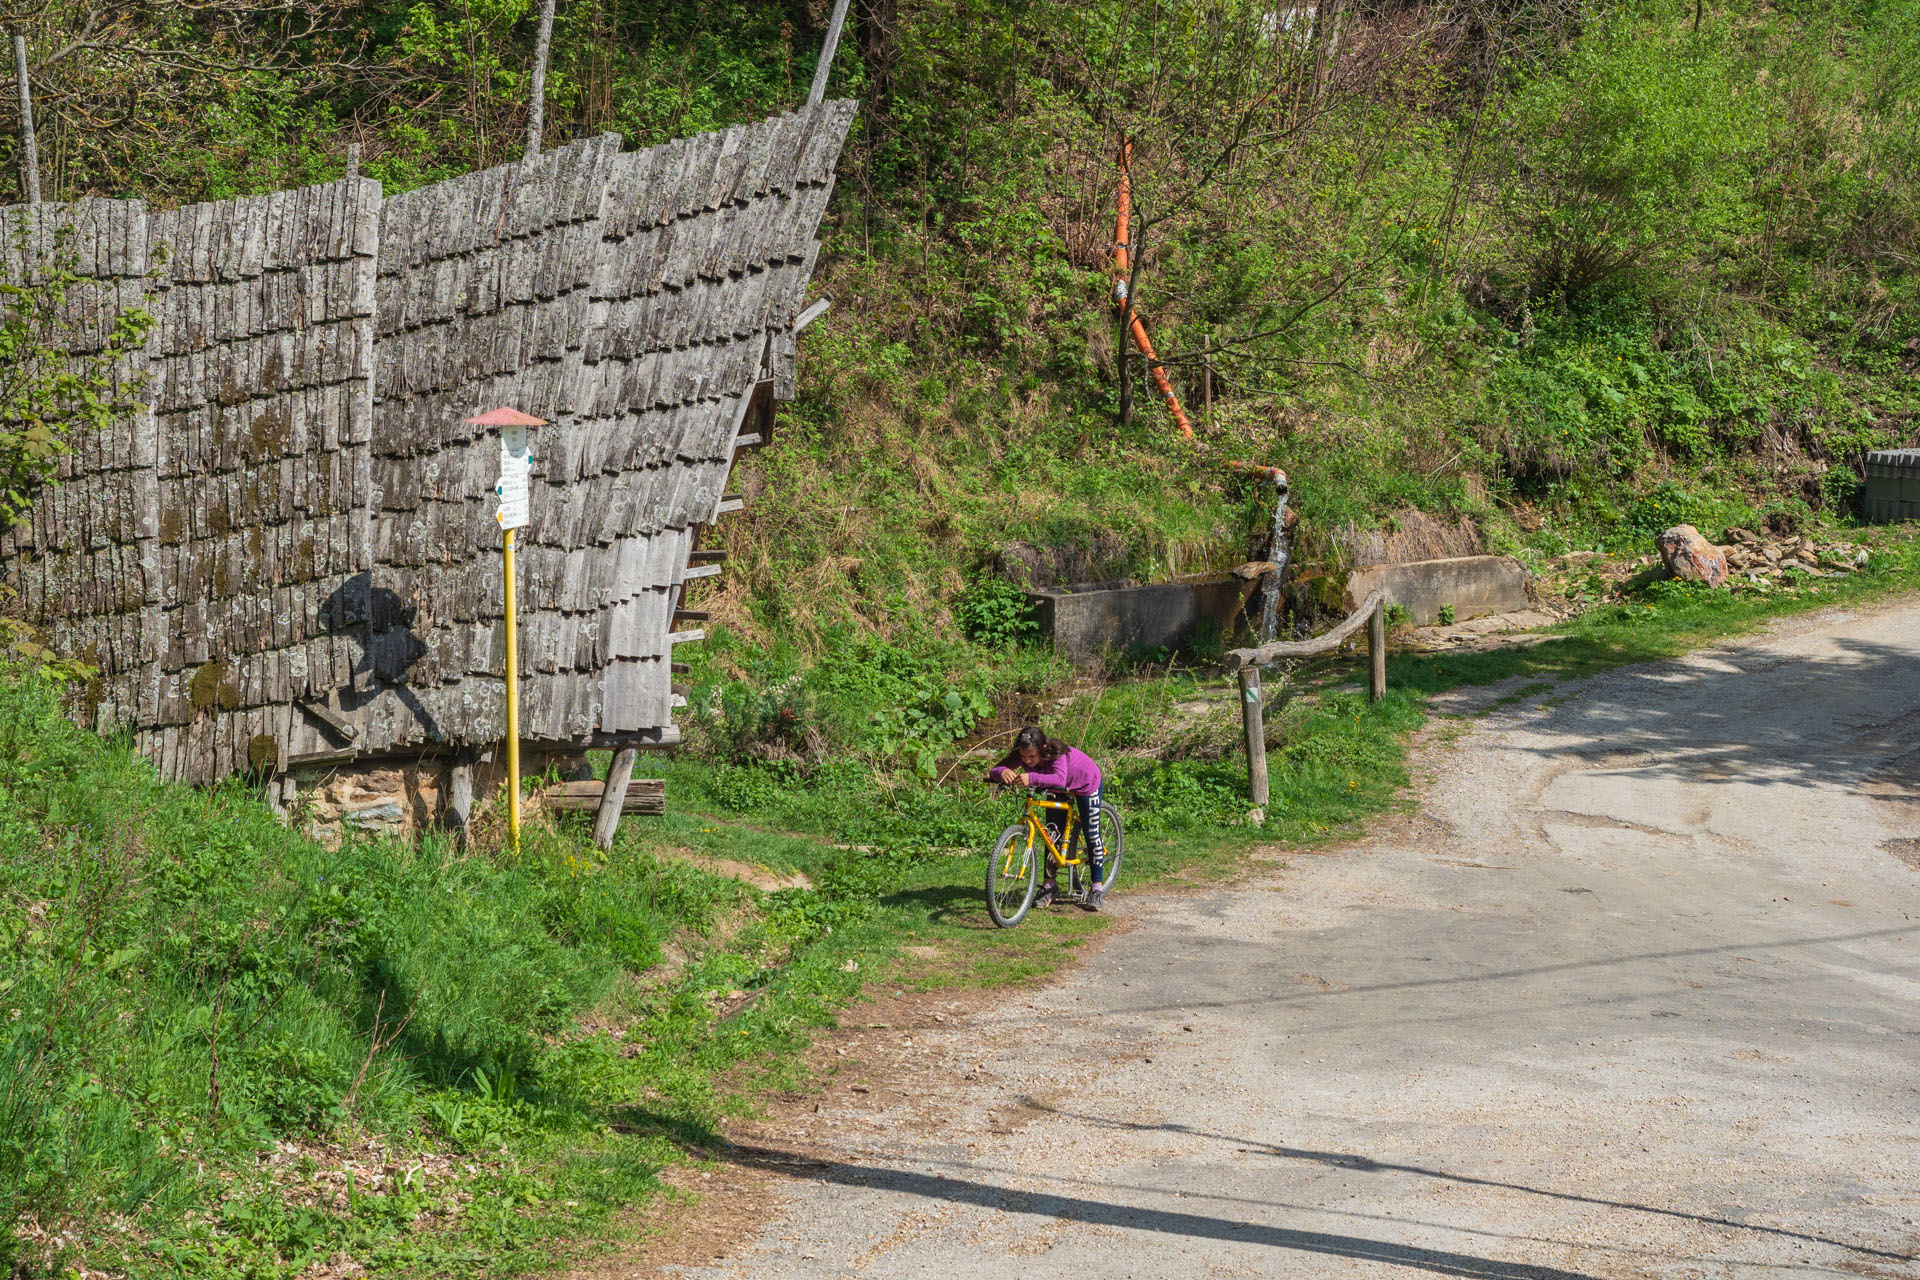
[465,406,547,853]
[495,425,532,530]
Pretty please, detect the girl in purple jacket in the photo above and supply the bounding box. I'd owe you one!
[985,725,1109,910]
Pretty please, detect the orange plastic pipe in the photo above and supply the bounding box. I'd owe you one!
[1111,140,1194,438]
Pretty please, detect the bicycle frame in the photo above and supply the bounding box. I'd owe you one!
[1007,791,1086,875]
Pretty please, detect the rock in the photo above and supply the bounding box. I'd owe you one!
[1727,527,1759,546]
[1232,560,1277,580]
[1656,525,1729,587]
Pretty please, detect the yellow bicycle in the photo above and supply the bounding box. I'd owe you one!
[985,788,1124,928]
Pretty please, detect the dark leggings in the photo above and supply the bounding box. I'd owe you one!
[1073,786,1107,885]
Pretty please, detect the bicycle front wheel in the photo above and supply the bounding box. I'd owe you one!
[985,824,1040,929]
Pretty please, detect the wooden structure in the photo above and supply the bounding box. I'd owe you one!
[540,776,665,816]
[0,101,856,796]
[1226,589,1387,807]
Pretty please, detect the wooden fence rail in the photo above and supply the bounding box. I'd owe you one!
[1228,588,1388,808]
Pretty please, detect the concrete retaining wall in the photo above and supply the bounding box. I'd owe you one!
[1343,555,1531,626]
[1025,575,1255,663]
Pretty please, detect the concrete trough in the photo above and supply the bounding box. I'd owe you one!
[1025,575,1256,663]
[1343,555,1531,626]
[1863,449,1920,523]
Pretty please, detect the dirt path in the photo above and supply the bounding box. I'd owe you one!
[638,602,1920,1279]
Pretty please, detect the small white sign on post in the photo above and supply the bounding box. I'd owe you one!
[495,425,532,530]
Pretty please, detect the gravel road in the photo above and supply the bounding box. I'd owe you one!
[670,603,1920,1279]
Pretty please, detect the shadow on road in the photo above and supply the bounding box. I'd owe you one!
[724,1143,1606,1279]
[1077,926,1916,1019]
[1009,1105,1915,1265]
[1496,636,1920,794]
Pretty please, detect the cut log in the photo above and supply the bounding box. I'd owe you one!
[544,775,664,815]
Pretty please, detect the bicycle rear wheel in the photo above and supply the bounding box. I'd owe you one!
[985,824,1040,929]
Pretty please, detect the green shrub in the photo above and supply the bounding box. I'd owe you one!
[952,575,1038,648]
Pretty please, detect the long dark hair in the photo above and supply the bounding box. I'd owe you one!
[1000,724,1067,770]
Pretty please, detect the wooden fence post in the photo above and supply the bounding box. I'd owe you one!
[1239,666,1269,807]
[1368,598,1386,703]
[593,746,638,852]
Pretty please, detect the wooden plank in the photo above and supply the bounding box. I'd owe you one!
[543,775,663,815]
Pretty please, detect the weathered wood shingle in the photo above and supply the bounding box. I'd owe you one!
[2,103,853,782]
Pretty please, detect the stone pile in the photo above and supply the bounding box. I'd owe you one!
[1690,525,1870,588]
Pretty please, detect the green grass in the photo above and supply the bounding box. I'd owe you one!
[10,531,1920,1278]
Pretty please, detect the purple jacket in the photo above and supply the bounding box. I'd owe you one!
[988,744,1103,796]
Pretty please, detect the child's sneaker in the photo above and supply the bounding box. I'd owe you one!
[1035,879,1057,909]
[1086,882,1105,911]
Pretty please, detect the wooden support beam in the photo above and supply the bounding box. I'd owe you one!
[682,564,723,580]
[298,697,358,743]
[589,749,640,848]
[668,628,705,646]
[13,35,39,205]
[671,662,691,675]
[807,0,852,107]
[794,296,833,332]
[447,751,475,840]
[1368,599,1387,704]
[673,609,710,624]
[689,550,728,564]
[523,0,556,161]
[1224,589,1386,670]
[1239,666,1269,809]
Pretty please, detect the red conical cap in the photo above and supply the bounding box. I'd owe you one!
[463,406,547,427]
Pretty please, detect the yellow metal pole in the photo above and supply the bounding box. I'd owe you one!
[503,526,520,854]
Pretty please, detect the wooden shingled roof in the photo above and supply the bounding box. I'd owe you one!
[0,100,856,784]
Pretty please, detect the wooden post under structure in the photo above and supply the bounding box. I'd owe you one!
[447,750,475,839]
[807,0,853,107]
[524,0,557,162]
[13,34,39,205]
[1368,598,1387,704]
[1239,666,1269,808]
[592,746,638,851]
